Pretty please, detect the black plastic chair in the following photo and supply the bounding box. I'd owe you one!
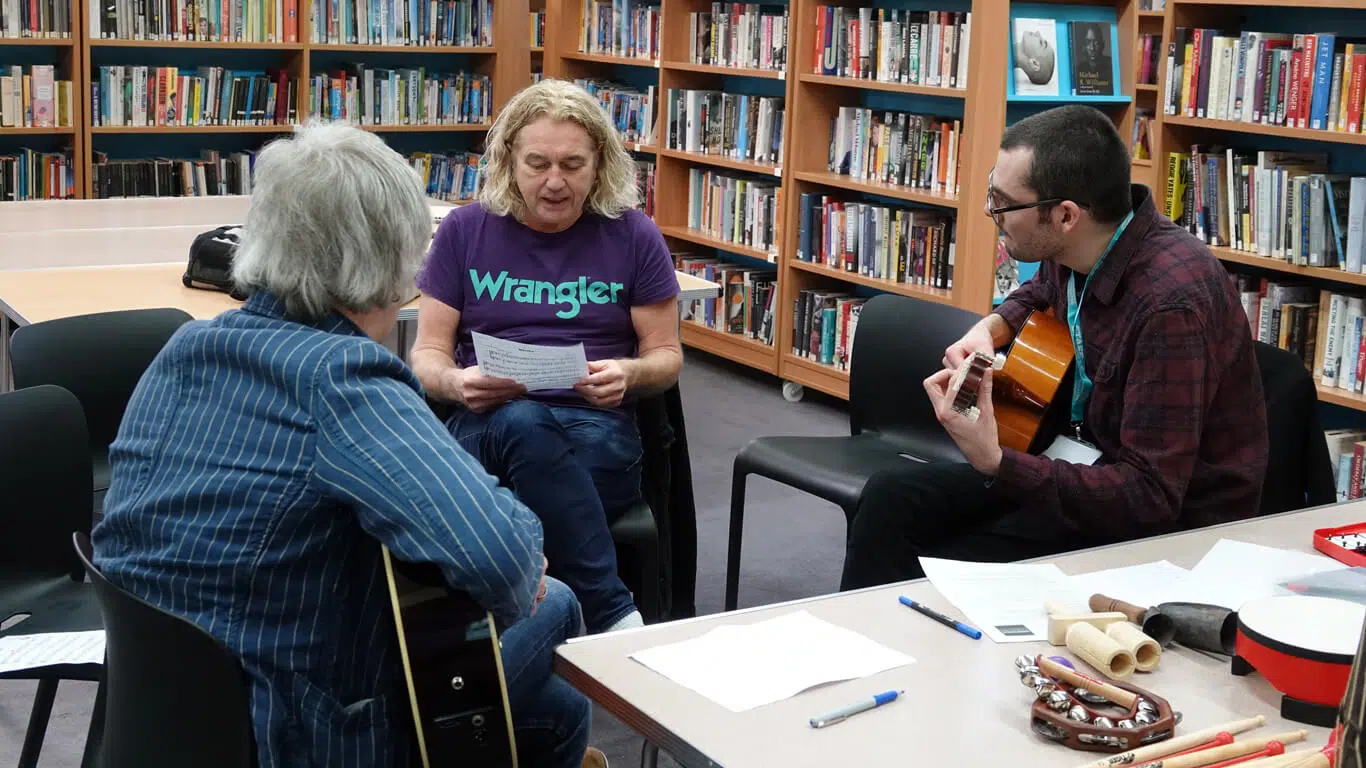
[72,532,256,768]
[724,295,982,610]
[0,385,104,768]
[9,308,194,516]
[1255,341,1335,515]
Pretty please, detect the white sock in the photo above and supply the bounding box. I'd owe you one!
[605,610,644,633]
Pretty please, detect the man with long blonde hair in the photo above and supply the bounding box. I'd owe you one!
[412,80,682,637]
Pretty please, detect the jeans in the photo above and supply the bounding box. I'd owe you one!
[839,462,1115,590]
[500,577,590,768]
[448,399,643,633]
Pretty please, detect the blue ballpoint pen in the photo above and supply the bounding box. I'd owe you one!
[808,690,902,728]
[899,596,983,640]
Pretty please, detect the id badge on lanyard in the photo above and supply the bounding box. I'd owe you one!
[1051,210,1133,465]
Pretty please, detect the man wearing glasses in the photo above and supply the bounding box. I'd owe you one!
[841,105,1268,590]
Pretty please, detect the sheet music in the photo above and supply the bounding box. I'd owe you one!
[471,332,589,391]
[0,630,105,673]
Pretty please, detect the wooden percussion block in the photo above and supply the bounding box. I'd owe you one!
[1045,607,1129,646]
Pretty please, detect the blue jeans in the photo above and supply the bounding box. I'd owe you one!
[447,399,643,632]
[500,577,590,768]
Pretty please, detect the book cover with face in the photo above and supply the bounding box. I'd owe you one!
[1013,18,1060,96]
[1071,21,1116,96]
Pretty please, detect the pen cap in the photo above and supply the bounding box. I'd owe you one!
[873,691,899,706]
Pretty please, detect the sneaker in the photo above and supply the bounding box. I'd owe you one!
[582,746,609,768]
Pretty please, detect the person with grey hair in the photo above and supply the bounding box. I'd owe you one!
[93,123,600,768]
[412,80,682,637]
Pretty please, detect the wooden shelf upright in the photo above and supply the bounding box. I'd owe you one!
[1,0,84,199]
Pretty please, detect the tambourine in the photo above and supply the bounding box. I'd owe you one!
[1017,654,1180,753]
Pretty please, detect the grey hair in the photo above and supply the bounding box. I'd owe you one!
[479,79,639,220]
[231,122,430,321]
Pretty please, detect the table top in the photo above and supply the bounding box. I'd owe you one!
[554,502,1365,768]
[0,263,720,327]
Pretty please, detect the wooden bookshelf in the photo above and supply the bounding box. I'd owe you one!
[788,260,956,305]
[1211,247,1366,290]
[310,44,497,54]
[89,125,294,134]
[664,61,782,79]
[1318,385,1366,411]
[1164,115,1366,146]
[89,39,305,50]
[797,73,966,100]
[657,225,777,264]
[792,171,960,209]
[0,1,84,199]
[0,127,76,135]
[680,322,778,375]
[782,353,850,400]
[559,50,658,68]
[0,37,75,46]
[657,147,781,177]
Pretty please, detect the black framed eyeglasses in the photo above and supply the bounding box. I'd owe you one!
[986,169,1086,226]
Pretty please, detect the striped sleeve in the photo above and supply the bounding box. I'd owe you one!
[310,344,543,626]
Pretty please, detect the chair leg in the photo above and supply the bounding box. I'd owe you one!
[18,677,58,768]
[640,741,660,768]
[637,538,662,624]
[724,467,748,612]
[80,677,107,768]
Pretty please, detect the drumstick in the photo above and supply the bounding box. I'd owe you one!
[1036,655,1137,708]
[1134,731,1308,768]
[1235,751,1331,768]
[1072,716,1267,768]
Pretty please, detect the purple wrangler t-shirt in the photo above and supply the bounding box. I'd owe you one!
[417,203,679,405]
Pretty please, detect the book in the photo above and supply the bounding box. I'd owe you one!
[1070,21,1114,96]
[1012,17,1059,97]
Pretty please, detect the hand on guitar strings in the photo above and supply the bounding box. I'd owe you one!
[924,367,1005,476]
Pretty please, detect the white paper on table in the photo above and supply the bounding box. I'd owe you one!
[629,610,914,712]
[919,558,1088,644]
[470,332,588,391]
[0,630,105,673]
[1068,560,1195,612]
[1179,539,1347,610]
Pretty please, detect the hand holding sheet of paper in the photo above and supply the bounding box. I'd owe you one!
[471,332,589,391]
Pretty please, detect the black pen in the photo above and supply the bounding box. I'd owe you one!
[898,596,982,640]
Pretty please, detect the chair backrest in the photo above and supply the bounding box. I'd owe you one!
[1255,341,1335,515]
[73,533,256,768]
[0,385,93,581]
[10,308,194,450]
[848,294,981,463]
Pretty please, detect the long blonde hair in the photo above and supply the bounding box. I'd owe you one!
[478,79,639,220]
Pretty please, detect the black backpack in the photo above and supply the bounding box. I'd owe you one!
[183,225,249,301]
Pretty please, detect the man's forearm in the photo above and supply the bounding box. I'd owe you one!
[624,346,682,396]
[982,313,1017,348]
[410,348,462,403]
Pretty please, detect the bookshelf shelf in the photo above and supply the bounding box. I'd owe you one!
[1172,0,1359,6]
[357,123,493,132]
[781,353,850,400]
[657,225,777,263]
[560,51,657,67]
[1211,247,1366,290]
[532,46,544,52]
[663,61,782,79]
[0,37,74,46]
[797,74,965,100]
[0,126,75,135]
[89,39,305,50]
[1316,385,1366,413]
[309,44,497,54]
[90,125,295,134]
[1135,84,1159,92]
[657,148,780,177]
[1137,10,1165,17]
[1007,94,1134,104]
[1131,158,1152,167]
[788,260,957,305]
[626,142,657,154]
[793,171,960,210]
[1164,115,1366,147]
[680,322,778,374]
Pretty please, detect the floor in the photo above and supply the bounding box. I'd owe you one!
[0,349,853,767]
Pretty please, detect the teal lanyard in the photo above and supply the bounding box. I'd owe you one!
[1065,210,1134,430]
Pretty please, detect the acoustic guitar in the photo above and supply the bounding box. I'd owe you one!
[381,546,518,768]
[948,310,1075,454]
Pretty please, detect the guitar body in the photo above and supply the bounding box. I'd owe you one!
[381,547,518,768]
[950,311,1075,454]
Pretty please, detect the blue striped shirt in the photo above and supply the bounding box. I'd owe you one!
[93,293,544,768]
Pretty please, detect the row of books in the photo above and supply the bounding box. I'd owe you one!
[663,89,782,165]
[310,69,490,125]
[688,3,788,72]
[1138,34,1161,86]
[796,192,955,288]
[410,150,483,202]
[1132,110,1153,160]
[579,0,659,60]
[1327,429,1366,502]
[3,0,69,37]
[811,7,968,89]
[828,108,961,196]
[91,150,256,198]
[676,254,776,345]
[0,65,74,128]
[1163,29,1366,134]
[687,167,780,254]
[576,79,653,144]
[792,290,865,370]
[0,148,75,200]
[310,0,493,46]
[635,159,654,217]
[530,9,543,47]
[92,0,301,42]
[1166,148,1366,271]
[92,67,297,126]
